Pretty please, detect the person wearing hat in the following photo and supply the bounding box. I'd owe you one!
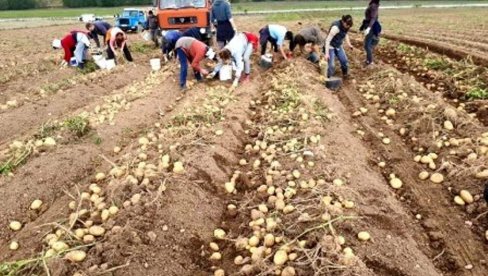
[161,30,182,60]
[174,37,216,91]
[324,15,354,78]
[207,32,258,88]
[105,27,133,62]
[86,21,112,48]
[52,31,91,69]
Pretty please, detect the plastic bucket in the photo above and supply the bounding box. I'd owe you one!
[150,58,161,71]
[93,55,106,69]
[142,31,152,41]
[259,54,273,69]
[219,65,232,81]
[106,59,116,70]
[69,57,78,67]
[325,77,342,91]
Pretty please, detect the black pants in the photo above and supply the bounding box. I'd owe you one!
[107,45,133,62]
[259,26,278,55]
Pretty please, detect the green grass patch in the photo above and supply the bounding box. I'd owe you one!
[397,43,415,53]
[131,42,153,54]
[423,57,451,71]
[64,116,90,137]
[79,60,98,74]
[466,87,488,100]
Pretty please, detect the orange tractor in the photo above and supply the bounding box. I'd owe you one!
[153,0,214,43]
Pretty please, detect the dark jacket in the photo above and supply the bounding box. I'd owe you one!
[147,14,159,30]
[360,3,382,36]
[90,21,112,48]
[182,27,203,42]
[329,20,348,48]
[211,0,232,24]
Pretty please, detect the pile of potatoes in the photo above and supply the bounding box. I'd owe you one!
[208,70,365,275]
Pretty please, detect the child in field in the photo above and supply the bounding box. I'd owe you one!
[324,15,354,78]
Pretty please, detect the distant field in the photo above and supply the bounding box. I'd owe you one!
[0,1,487,19]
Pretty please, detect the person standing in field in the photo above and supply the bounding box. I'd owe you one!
[360,0,382,66]
[292,25,326,63]
[86,21,112,49]
[207,32,259,88]
[211,0,237,49]
[146,10,160,47]
[259,24,294,61]
[105,27,133,63]
[324,15,354,78]
[52,31,91,69]
[175,37,216,91]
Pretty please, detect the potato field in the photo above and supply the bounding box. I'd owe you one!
[0,6,488,276]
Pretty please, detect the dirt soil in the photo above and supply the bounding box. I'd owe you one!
[0,17,487,276]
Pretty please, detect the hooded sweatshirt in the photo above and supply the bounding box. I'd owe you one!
[61,31,90,62]
[175,37,208,73]
[211,0,232,24]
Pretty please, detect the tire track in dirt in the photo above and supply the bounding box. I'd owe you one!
[336,54,488,275]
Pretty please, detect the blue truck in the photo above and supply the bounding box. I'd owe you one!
[115,8,147,32]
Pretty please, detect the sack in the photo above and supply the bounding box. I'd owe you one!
[142,31,152,42]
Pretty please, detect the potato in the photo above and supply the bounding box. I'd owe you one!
[108,206,119,215]
[214,229,226,240]
[333,179,344,186]
[95,173,106,181]
[283,205,295,214]
[343,200,355,209]
[443,120,454,130]
[9,241,19,251]
[273,250,288,265]
[225,182,235,194]
[52,241,69,252]
[430,173,444,184]
[210,252,222,261]
[292,170,300,179]
[173,162,185,174]
[459,190,474,204]
[454,196,465,206]
[83,234,95,244]
[239,159,248,166]
[88,226,105,237]
[65,250,87,262]
[138,137,149,145]
[248,236,260,247]
[281,266,296,276]
[214,269,225,276]
[418,171,429,180]
[45,249,57,258]
[475,169,488,179]
[75,229,85,239]
[113,146,121,153]
[357,231,370,241]
[264,234,275,247]
[43,137,56,147]
[30,199,43,210]
[389,178,402,189]
[9,221,22,231]
[209,242,219,251]
[382,138,391,145]
[420,155,433,164]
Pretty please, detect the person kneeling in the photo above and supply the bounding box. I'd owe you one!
[324,15,354,78]
[175,37,216,91]
[52,31,91,69]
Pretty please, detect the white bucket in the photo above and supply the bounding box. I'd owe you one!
[219,65,232,81]
[93,55,107,69]
[150,58,161,71]
[142,31,152,41]
[106,59,116,70]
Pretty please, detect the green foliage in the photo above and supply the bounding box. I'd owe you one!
[79,60,98,74]
[423,58,450,71]
[465,87,488,100]
[131,41,152,53]
[64,116,90,137]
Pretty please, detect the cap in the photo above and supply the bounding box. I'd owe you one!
[52,39,62,49]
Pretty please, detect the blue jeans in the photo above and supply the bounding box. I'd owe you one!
[74,41,88,64]
[177,48,202,89]
[327,47,348,78]
[364,33,380,64]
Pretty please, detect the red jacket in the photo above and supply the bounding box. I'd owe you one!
[61,31,88,62]
[176,37,208,73]
[244,32,259,50]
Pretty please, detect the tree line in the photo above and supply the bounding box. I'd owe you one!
[62,0,152,8]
